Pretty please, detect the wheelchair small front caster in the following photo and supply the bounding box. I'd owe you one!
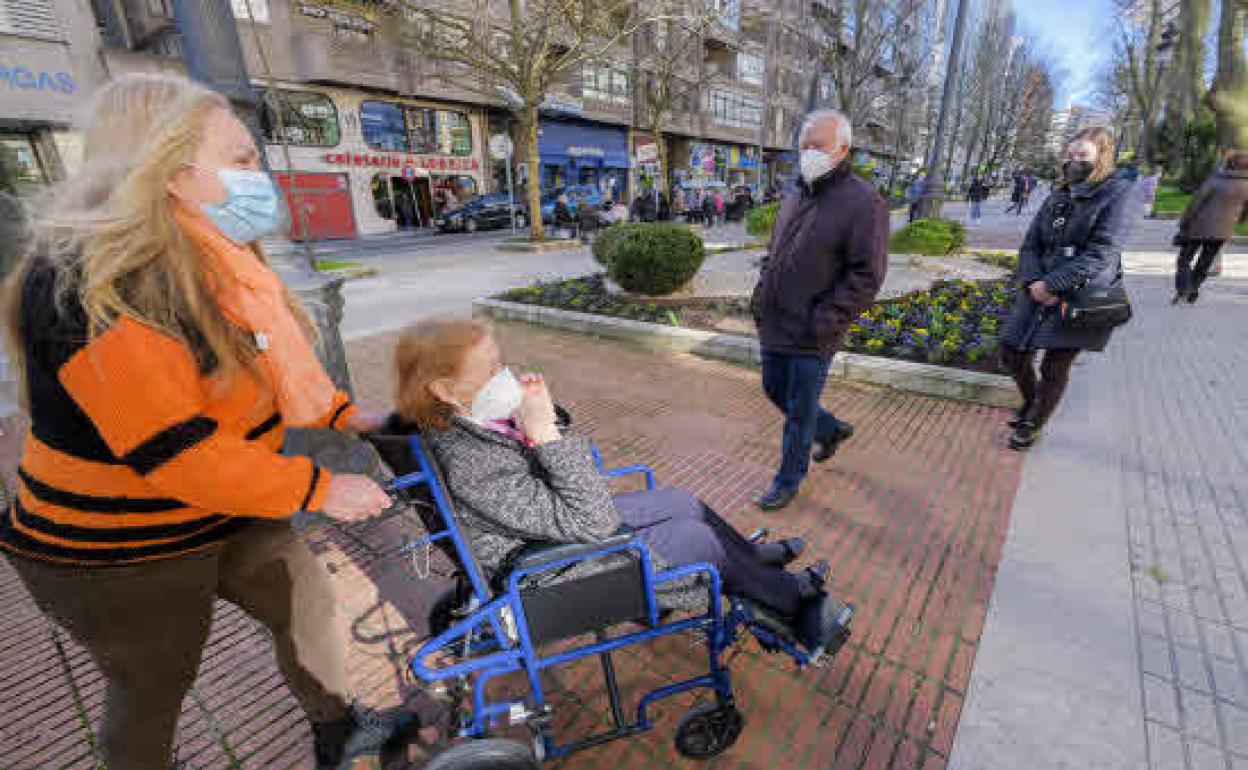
[673,702,744,759]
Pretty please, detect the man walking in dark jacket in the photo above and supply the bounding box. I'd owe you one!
[751,110,890,510]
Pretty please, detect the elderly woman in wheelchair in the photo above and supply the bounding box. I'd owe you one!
[371,319,853,761]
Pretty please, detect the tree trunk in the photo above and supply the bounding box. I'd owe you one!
[521,106,545,240]
[1175,0,1212,121]
[1209,0,1248,148]
[653,129,669,200]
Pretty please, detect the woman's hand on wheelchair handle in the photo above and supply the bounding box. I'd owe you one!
[322,474,391,521]
[516,373,560,445]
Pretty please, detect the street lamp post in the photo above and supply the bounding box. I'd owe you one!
[916,0,970,220]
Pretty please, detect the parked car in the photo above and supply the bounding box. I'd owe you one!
[539,185,608,223]
[435,194,528,233]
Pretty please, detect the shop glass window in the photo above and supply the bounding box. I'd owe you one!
[406,108,440,155]
[0,136,47,199]
[443,111,473,156]
[371,174,394,220]
[260,90,340,146]
[361,100,408,152]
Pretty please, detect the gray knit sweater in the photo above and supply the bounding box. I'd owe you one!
[424,416,622,576]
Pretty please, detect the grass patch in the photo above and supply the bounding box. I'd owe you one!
[315,259,363,271]
[969,250,1019,270]
[1153,185,1192,216]
[1146,564,1173,584]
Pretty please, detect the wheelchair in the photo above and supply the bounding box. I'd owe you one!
[367,430,854,764]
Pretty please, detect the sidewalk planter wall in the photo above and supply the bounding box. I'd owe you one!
[475,298,1020,408]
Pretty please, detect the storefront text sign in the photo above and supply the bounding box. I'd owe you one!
[566,146,605,158]
[0,66,75,93]
[321,152,480,172]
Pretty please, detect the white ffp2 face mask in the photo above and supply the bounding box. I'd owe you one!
[800,149,835,184]
[468,368,524,423]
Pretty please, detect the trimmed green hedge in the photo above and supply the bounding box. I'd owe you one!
[592,223,627,266]
[608,223,706,296]
[745,201,780,239]
[890,218,963,256]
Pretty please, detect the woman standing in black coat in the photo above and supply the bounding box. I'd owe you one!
[1000,127,1133,450]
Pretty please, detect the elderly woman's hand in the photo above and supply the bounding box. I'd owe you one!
[516,373,560,445]
[322,474,391,521]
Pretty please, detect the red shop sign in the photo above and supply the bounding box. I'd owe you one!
[321,152,480,173]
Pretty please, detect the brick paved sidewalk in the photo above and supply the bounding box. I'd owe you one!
[0,323,1024,770]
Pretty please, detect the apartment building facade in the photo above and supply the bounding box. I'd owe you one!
[2,0,831,238]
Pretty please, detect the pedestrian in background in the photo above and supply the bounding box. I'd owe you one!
[1004,170,1026,215]
[1171,151,1248,304]
[0,73,400,770]
[713,188,726,226]
[554,193,574,238]
[750,110,888,511]
[1000,127,1133,450]
[907,173,926,222]
[967,175,989,222]
[702,191,716,227]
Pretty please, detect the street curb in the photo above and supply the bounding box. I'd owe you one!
[473,298,1020,408]
[317,266,379,281]
[496,240,584,253]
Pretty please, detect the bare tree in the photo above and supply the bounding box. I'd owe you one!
[1207,0,1248,147]
[632,2,719,195]
[808,0,929,132]
[398,0,670,239]
[1170,0,1212,123]
[1116,0,1175,166]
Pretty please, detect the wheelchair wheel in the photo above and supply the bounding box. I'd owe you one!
[673,702,744,759]
[423,738,539,770]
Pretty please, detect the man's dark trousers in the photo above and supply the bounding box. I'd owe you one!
[762,352,844,491]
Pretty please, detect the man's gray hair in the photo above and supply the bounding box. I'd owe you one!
[798,109,853,150]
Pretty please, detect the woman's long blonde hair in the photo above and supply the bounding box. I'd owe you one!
[1064,126,1118,186]
[5,72,306,389]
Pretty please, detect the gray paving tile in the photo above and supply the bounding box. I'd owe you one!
[1177,646,1214,693]
[1210,658,1248,708]
[1148,720,1190,770]
[1187,740,1231,770]
[1222,704,1248,757]
[1144,674,1180,727]
[1142,633,1176,681]
[1180,689,1222,746]
[1202,622,1240,663]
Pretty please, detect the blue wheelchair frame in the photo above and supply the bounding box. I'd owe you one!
[385,435,821,761]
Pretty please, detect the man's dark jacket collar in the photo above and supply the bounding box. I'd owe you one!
[798,158,854,197]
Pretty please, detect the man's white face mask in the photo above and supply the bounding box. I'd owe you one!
[800,148,838,184]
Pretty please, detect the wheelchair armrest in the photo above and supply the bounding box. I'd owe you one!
[508,533,635,573]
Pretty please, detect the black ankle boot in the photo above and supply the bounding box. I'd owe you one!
[1007,402,1033,429]
[1009,421,1041,451]
[313,704,414,770]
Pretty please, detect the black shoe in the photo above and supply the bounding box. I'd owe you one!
[757,536,806,567]
[1171,291,1185,305]
[813,422,854,463]
[1187,291,1199,304]
[756,483,798,511]
[1007,403,1032,429]
[313,703,415,770]
[794,592,854,659]
[1008,421,1040,451]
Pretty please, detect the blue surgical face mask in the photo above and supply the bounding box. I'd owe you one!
[195,166,280,244]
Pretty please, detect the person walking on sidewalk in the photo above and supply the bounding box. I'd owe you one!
[1000,127,1133,451]
[1004,170,1027,215]
[750,110,889,511]
[1171,151,1248,304]
[0,74,402,770]
[967,175,989,222]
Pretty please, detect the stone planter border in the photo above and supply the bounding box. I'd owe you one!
[473,298,1020,408]
[317,265,379,281]
[497,239,584,253]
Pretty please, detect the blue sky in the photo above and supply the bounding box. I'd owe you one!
[1009,0,1115,109]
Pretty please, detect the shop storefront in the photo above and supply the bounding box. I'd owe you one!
[683,141,761,192]
[537,118,629,203]
[260,84,487,238]
[0,35,84,205]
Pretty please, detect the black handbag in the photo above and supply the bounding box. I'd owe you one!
[1058,282,1133,329]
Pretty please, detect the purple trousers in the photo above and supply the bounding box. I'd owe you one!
[613,488,804,616]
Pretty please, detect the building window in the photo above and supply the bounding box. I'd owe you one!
[260,90,340,147]
[230,0,269,23]
[582,63,630,105]
[361,101,407,151]
[0,0,63,41]
[708,89,762,130]
[739,52,764,86]
[408,109,474,156]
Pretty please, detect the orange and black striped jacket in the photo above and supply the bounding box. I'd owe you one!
[0,259,356,566]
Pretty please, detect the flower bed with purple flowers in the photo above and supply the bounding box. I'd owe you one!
[498,273,1017,375]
